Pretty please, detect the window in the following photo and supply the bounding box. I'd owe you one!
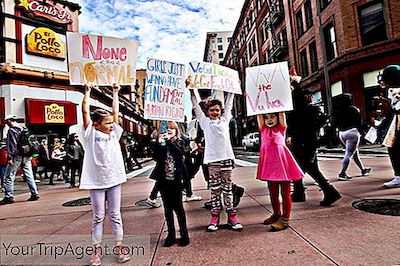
[227,37,232,43]
[359,2,387,46]
[323,23,338,61]
[320,0,331,10]
[280,28,288,46]
[309,41,318,73]
[251,36,257,56]
[218,45,223,50]
[218,53,224,59]
[296,9,304,37]
[300,49,309,77]
[304,0,313,29]
[217,37,223,43]
[262,23,269,43]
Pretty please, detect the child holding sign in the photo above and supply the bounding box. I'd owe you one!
[256,112,303,231]
[189,89,243,232]
[80,84,130,265]
[149,121,189,247]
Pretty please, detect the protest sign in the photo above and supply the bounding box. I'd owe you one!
[144,58,185,122]
[67,33,138,85]
[245,61,293,116]
[186,61,241,94]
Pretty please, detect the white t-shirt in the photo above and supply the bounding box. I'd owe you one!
[191,93,235,164]
[79,121,126,190]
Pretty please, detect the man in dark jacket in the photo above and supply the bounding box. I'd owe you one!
[287,88,341,206]
[0,115,40,205]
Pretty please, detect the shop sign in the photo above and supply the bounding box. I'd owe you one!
[26,27,65,60]
[17,0,73,24]
[45,103,65,123]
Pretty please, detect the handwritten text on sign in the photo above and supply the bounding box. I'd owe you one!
[144,58,185,122]
[186,61,241,94]
[245,61,293,116]
[67,33,138,85]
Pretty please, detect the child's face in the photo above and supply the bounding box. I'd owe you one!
[264,114,278,128]
[207,104,221,120]
[94,115,114,134]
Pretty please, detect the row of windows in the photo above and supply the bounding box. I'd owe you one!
[300,41,318,77]
[296,0,313,38]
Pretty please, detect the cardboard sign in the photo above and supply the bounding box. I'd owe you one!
[245,61,293,116]
[67,33,138,85]
[186,61,241,94]
[26,27,65,60]
[144,58,185,122]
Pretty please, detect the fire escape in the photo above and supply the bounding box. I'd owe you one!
[265,0,288,63]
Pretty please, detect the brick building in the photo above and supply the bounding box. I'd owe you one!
[224,0,400,139]
[0,0,147,144]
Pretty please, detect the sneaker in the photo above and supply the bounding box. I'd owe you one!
[271,217,289,232]
[361,168,372,176]
[34,179,41,183]
[90,247,102,266]
[27,194,40,201]
[0,197,14,205]
[207,210,220,232]
[384,176,400,188]
[184,195,202,202]
[116,246,131,263]
[146,197,161,208]
[338,173,352,181]
[227,210,243,231]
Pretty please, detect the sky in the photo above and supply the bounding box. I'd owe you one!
[73,0,245,69]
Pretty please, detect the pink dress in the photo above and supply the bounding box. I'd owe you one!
[256,124,304,182]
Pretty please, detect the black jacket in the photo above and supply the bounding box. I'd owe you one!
[149,138,187,184]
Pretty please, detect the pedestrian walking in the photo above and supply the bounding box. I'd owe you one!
[80,83,130,265]
[333,93,372,181]
[189,88,243,232]
[149,121,190,247]
[0,115,40,204]
[256,112,304,231]
[287,86,341,206]
[66,133,84,188]
[379,65,400,188]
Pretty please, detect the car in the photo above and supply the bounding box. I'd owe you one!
[242,132,260,151]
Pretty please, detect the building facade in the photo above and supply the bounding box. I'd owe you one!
[204,31,233,64]
[224,0,400,139]
[0,0,147,144]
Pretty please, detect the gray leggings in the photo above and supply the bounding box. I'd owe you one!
[90,184,123,245]
[339,128,365,175]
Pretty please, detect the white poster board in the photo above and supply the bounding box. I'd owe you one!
[364,127,378,144]
[186,61,241,94]
[245,61,293,116]
[67,33,138,85]
[144,58,185,122]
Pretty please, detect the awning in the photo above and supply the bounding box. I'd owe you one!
[25,98,77,125]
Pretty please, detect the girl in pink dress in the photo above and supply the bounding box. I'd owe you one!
[256,112,304,231]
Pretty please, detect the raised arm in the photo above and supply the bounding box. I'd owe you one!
[190,89,204,120]
[257,114,264,131]
[279,112,287,128]
[112,84,120,124]
[82,84,91,129]
[223,92,234,120]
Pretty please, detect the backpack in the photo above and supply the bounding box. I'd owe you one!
[18,128,40,156]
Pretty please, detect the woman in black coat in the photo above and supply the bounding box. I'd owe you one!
[149,121,189,247]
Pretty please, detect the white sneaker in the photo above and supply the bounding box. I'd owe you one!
[384,176,400,188]
[146,198,161,208]
[184,195,203,202]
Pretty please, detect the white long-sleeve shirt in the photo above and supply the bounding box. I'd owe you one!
[191,93,235,164]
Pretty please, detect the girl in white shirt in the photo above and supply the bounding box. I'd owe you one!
[81,84,130,266]
[190,89,243,232]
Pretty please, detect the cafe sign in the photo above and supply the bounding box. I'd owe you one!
[45,103,65,123]
[17,0,73,24]
[26,27,65,60]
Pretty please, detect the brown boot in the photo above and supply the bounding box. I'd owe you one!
[271,217,289,231]
[263,214,280,225]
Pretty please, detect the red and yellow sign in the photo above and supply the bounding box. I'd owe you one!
[45,103,65,123]
[26,27,65,60]
[18,0,72,24]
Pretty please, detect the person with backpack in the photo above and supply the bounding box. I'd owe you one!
[0,115,40,205]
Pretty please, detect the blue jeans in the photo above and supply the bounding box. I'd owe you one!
[4,156,39,198]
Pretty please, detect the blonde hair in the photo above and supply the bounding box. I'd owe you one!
[157,121,181,138]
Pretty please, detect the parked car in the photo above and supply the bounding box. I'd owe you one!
[242,132,260,150]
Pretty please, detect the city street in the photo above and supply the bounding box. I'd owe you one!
[1,150,399,265]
